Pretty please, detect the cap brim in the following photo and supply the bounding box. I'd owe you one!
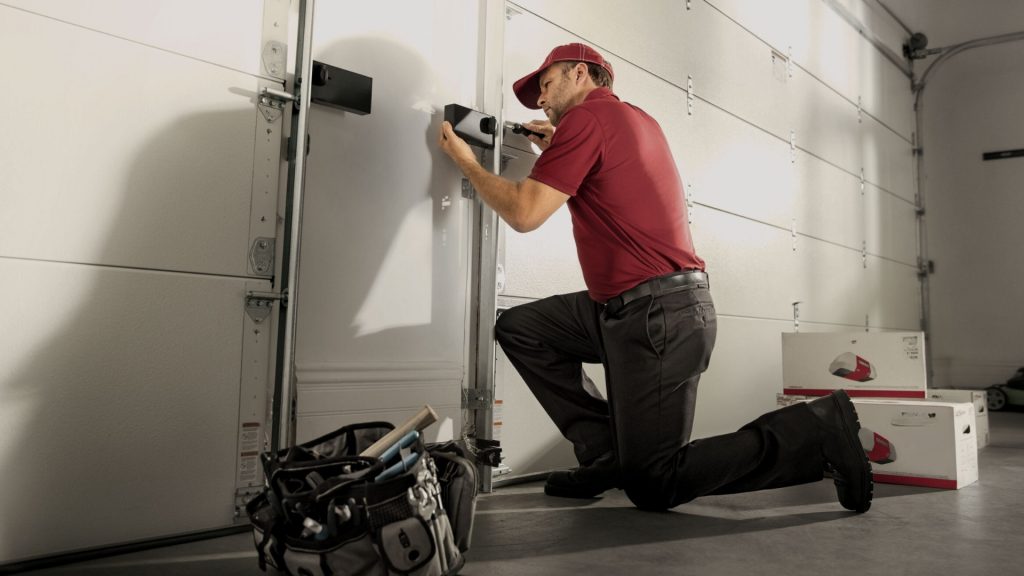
[512,66,545,110]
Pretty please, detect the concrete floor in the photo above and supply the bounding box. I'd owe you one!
[19,411,1024,575]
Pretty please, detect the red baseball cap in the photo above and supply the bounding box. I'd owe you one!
[512,43,614,110]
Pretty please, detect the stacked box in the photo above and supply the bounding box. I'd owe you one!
[781,332,927,398]
[852,399,978,489]
[926,389,989,448]
[780,332,980,490]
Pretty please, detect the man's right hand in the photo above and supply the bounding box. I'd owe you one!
[523,120,554,151]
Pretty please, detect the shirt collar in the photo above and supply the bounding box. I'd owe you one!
[584,86,618,102]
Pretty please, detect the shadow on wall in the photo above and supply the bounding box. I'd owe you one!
[295,36,470,365]
[0,105,262,564]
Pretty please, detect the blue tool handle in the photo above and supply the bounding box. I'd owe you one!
[380,429,420,464]
[375,452,421,483]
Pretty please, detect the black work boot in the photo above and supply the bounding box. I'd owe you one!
[807,390,873,513]
[544,451,621,499]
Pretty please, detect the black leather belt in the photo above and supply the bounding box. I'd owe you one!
[604,270,708,314]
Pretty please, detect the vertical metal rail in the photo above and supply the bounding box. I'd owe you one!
[465,0,506,493]
[271,0,316,451]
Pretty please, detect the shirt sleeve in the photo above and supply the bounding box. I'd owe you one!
[527,107,604,197]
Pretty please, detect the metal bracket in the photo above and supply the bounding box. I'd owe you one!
[865,314,870,332]
[462,388,494,411]
[249,237,276,276]
[792,301,802,332]
[862,241,868,269]
[245,290,285,324]
[234,487,263,522]
[791,218,798,252]
[259,87,298,122]
[860,168,866,195]
[790,131,796,163]
[687,75,694,116]
[787,46,793,78]
[686,0,692,10]
[461,178,476,200]
[441,195,451,211]
[261,41,287,80]
[857,96,863,124]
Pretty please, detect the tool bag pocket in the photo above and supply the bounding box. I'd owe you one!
[247,421,466,575]
[425,442,478,553]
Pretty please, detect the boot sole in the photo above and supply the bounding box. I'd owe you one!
[833,390,873,513]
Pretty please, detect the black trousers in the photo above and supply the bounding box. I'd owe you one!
[494,282,826,510]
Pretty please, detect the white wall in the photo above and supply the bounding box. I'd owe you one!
[494,0,917,480]
[921,40,1024,389]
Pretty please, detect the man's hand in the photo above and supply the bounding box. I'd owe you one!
[438,121,477,169]
[523,119,554,151]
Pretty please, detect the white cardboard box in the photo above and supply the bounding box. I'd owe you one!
[926,389,989,448]
[781,332,927,398]
[853,399,978,489]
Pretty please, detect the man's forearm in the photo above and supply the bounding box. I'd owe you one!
[456,157,523,227]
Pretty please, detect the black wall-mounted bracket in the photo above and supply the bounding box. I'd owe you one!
[444,103,496,149]
[311,61,373,115]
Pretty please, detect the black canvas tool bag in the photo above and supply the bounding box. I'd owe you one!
[247,422,473,576]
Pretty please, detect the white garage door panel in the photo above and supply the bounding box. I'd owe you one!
[790,0,862,105]
[794,240,866,326]
[865,256,920,330]
[860,41,915,140]
[693,316,793,439]
[686,4,792,142]
[830,0,907,59]
[704,0,801,56]
[794,150,863,250]
[294,378,461,446]
[293,1,480,441]
[0,258,248,562]
[1,0,275,77]
[865,184,917,265]
[862,114,915,202]
[694,209,797,321]
[790,66,862,176]
[0,8,261,277]
[683,104,795,230]
[504,206,585,299]
[509,0,692,91]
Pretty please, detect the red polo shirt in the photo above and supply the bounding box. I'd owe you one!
[528,87,704,302]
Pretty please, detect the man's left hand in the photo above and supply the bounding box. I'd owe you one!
[438,121,477,168]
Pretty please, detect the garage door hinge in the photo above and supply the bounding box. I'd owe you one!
[245,290,286,323]
[234,487,263,521]
[462,388,493,410]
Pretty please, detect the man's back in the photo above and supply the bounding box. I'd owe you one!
[529,87,704,301]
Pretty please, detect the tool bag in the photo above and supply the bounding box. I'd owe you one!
[247,421,474,576]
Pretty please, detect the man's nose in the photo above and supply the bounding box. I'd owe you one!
[536,93,545,108]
